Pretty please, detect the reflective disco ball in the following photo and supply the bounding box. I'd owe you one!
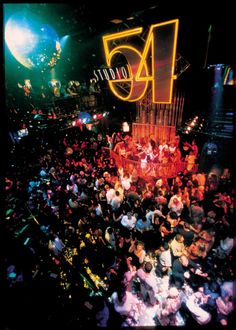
[5,12,61,72]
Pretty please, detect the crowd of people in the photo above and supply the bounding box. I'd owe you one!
[15,78,100,102]
[6,76,103,137]
[3,120,235,328]
[108,133,199,179]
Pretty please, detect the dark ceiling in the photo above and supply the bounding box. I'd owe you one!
[38,2,234,65]
[4,1,235,82]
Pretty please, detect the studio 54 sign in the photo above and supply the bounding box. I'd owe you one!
[102,19,179,104]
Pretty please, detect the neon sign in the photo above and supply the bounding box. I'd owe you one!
[93,65,129,82]
[102,19,179,104]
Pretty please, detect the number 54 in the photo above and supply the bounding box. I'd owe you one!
[103,19,179,104]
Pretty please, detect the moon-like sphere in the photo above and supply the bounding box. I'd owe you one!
[5,12,60,71]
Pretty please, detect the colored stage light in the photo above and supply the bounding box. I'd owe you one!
[24,237,30,245]
[78,112,92,124]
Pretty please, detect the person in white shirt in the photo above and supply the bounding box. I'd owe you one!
[168,196,183,217]
[136,261,158,305]
[105,184,116,205]
[66,181,79,195]
[169,141,176,155]
[120,173,132,191]
[216,281,234,326]
[114,181,124,201]
[110,190,122,212]
[218,233,235,256]
[185,288,211,325]
[157,287,184,326]
[121,212,137,230]
[156,242,172,276]
[110,285,140,317]
[169,234,185,258]
[159,140,169,160]
[216,294,234,326]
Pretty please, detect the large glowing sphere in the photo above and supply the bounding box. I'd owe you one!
[5,12,61,72]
